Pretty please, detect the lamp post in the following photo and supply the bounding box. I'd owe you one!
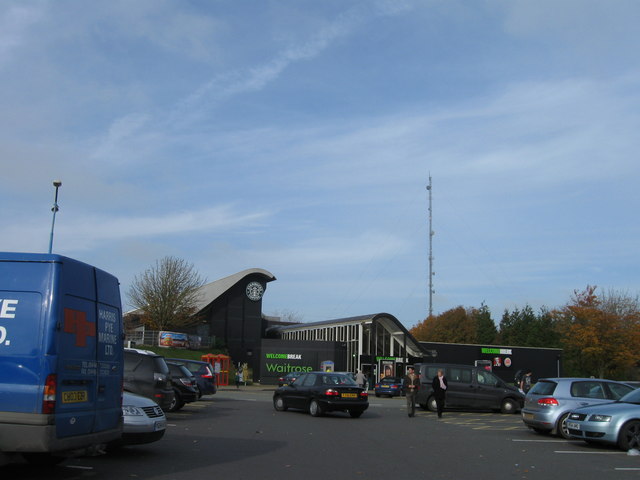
[48,180,62,254]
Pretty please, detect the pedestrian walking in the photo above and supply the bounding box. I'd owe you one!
[432,368,447,418]
[403,366,419,417]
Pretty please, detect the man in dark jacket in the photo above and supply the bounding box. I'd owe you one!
[403,366,420,417]
[431,368,448,418]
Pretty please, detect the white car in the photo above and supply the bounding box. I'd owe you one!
[110,392,167,448]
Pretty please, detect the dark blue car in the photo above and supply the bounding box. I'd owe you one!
[166,358,217,397]
[374,376,405,397]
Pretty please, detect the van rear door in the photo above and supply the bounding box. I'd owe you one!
[55,258,123,439]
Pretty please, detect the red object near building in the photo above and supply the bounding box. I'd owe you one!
[201,354,231,386]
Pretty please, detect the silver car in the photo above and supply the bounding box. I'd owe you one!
[109,391,167,448]
[521,377,634,438]
[567,387,640,450]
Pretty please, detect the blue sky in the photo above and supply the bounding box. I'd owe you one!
[2,1,639,329]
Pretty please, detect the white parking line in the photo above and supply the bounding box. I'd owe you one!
[554,450,626,455]
[512,439,568,443]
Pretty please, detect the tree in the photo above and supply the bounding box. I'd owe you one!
[411,306,477,343]
[497,305,560,348]
[128,256,206,331]
[554,286,640,379]
[472,303,498,344]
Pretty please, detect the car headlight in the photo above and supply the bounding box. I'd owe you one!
[589,414,612,422]
[122,405,144,416]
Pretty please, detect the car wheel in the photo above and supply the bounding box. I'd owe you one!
[349,410,363,418]
[618,420,640,450]
[557,412,572,439]
[273,395,288,412]
[309,399,324,417]
[427,396,437,412]
[500,398,517,414]
[168,391,183,412]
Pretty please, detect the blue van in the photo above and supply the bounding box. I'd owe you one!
[0,253,124,464]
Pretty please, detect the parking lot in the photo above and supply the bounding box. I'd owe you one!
[5,387,640,480]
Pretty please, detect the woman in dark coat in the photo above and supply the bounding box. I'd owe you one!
[431,368,448,418]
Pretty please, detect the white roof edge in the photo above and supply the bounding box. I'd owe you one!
[194,268,276,311]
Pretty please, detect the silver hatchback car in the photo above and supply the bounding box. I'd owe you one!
[521,378,634,438]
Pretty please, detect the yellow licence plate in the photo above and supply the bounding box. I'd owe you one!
[341,393,358,398]
[62,390,88,403]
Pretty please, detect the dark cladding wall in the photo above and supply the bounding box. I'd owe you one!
[420,342,562,384]
[260,339,347,385]
[202,276,267,377]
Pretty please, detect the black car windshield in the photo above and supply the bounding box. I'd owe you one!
[619,388,640,404]
[322,374,357,386]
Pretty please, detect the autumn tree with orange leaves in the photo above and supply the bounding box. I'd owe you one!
[554,286,640,379]
[410,304,497,344]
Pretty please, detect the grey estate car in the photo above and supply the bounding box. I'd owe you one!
[521,377,635,438]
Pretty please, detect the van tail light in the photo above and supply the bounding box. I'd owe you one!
[538,397,559,406]
[43,374,57,414]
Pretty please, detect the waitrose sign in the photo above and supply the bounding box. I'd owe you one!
[264,352,313,373]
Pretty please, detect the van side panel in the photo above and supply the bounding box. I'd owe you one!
[0,260,53,414]
[94,268,124,433]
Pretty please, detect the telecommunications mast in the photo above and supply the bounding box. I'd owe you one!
[426,175,434,317]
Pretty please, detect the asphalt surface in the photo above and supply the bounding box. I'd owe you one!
[4,385,640,479]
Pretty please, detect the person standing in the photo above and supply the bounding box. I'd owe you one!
[520,370,533,394]
[404,366,420,418]
[355,369,366,389]
[431,368,448,418]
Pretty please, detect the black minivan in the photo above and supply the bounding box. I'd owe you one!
[124,348,174,411]
[414,363,524,414]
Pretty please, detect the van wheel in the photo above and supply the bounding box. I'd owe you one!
[501,398,517,414]
[309,399,324,417]
[427,396,438,412]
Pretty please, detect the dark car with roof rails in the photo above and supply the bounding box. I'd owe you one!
[124,348,174,411]
[166,358,217,397]
[166,362,199,411]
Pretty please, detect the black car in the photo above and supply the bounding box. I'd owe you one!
[278,371,305,387]
[166,362,199,411]
[124,348,174,411]
[273,372,369,418]
[167,358,217,397]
